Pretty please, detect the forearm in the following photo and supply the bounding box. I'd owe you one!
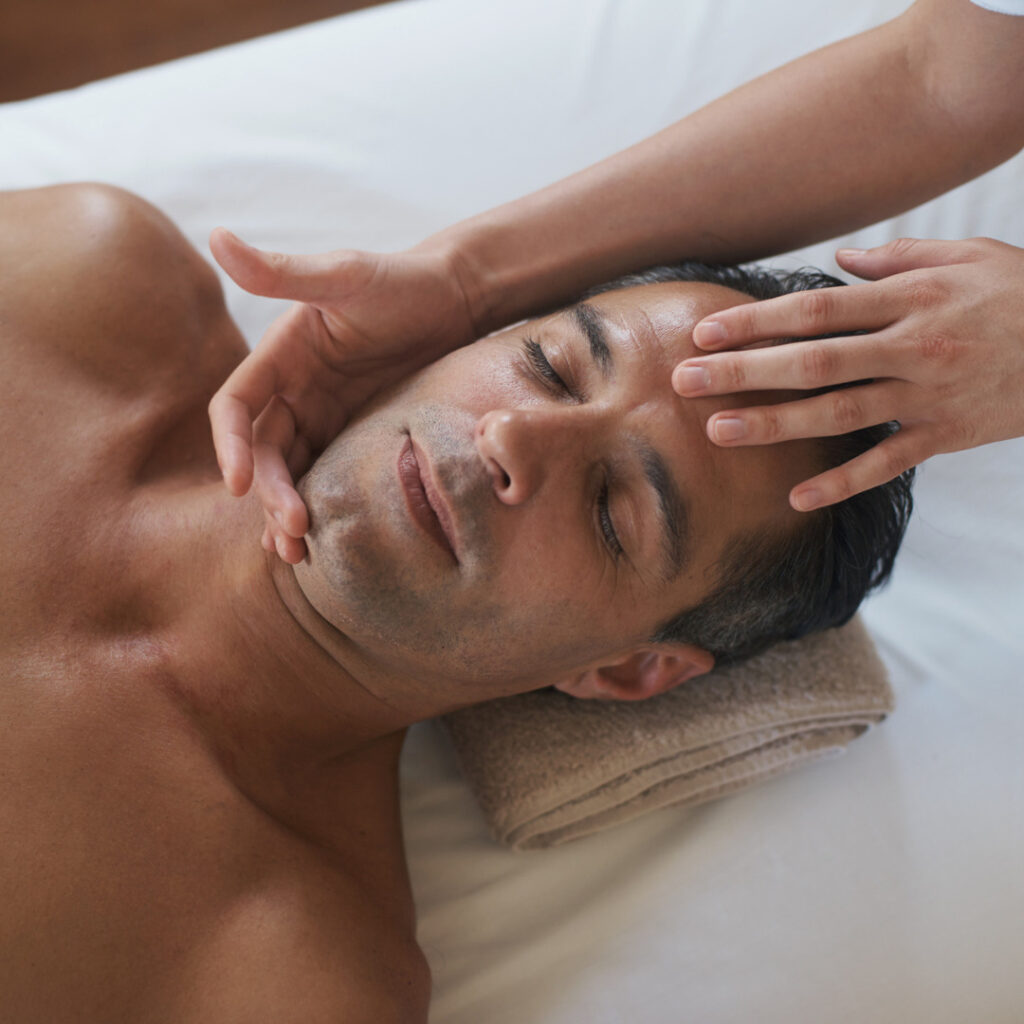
[426,0,1024,334]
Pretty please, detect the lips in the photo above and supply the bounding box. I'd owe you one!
[398,435,459,562]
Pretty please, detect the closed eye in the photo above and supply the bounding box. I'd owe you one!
[597,480,624,560]
[523,338,573,397]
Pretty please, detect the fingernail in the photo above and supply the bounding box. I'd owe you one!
[676,365,710,393]
[693,320,727,347]
[713,417,746,442]
[836,248,867,259]
[792,488,822,511]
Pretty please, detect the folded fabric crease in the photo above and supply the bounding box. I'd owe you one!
[439,616,891,849]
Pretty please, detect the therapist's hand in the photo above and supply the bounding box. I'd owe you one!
[673,237,1024,511]
[208,229,480,563]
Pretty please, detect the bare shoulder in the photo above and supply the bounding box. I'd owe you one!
[186,939,431,1024]
[0,182,246,394]
[0,183,221,316]
[164,730,431,1024]
[166,869,432,1024]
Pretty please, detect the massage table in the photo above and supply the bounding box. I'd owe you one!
[2,1,1021,1020]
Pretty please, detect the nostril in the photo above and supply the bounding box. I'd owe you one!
[482,455,511,492]
[476,412,520,498]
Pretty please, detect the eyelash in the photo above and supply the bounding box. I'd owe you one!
[598,481,624,560]
[520,337,623,561]
[524,337,570,395]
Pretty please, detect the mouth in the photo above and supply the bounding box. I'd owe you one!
[398,434,460,563]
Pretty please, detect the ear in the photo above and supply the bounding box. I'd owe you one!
[553,644,714,702]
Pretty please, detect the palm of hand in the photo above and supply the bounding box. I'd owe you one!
[208,233,479,561]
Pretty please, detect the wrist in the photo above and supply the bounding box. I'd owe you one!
[420,196,608,336]
[416,215,523,337]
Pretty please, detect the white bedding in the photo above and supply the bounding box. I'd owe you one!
[2,1,1022,1020]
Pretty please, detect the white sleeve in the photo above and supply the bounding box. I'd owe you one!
[970,0,1024,13]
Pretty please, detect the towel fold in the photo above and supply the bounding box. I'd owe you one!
[438,616,892,849]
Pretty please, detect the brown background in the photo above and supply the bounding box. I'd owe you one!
[0,0,393,103]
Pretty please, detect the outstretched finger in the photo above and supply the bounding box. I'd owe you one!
[208,390,256,496]
[209,228,366,303]
[836,236,989,281]
[691,280,901,351]
[704,382,899,447]
[674,332,897,398]
[788,428,926,511]
[263,433,313,563]
[208,345,282,494]
[252,396,310,541]
[264,507,307,565]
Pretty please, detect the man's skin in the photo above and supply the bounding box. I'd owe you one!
[0,184,820,1021]
[0,185,427,1023]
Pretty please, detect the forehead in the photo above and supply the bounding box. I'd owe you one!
[579,279,757,365]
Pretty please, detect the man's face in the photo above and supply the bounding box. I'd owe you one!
[294,281,818,696]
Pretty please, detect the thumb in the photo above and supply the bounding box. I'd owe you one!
[208,227,355,302]
[836,237,974,281]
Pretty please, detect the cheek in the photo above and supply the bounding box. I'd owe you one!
[484,506,625,623]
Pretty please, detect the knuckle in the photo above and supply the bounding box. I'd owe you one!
[265,250,290,274]
[961,236,996,260]
[896,273,945,308]
[722,357,748,391]
[880,442,913,482]
[828,391,863,433]
[938,415,974,450]
[799,343,839,387]
[887,237,920,260]
[912,329,958,366]
[720,308,757,343]
[252,251,292,293]
[825,467,854,504]
[798,289,836,333]
[757,407,785,442]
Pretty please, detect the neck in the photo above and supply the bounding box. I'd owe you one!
[132,480,420,819]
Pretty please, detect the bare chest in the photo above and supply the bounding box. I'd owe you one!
[0,216,428,1020]
[0,651,426,1022]
[0,314,230,650]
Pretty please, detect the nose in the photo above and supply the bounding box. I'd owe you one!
[474,407,594,505]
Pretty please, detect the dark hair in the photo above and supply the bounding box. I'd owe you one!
[583,262,914,665]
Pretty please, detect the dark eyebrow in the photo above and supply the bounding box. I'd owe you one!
[637,441,689,583]
[568,302,613,378]
[564,302,687,578]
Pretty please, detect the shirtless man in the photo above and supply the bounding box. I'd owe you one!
[0,184,910,1022]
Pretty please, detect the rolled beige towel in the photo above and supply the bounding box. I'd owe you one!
[438,616,892,850]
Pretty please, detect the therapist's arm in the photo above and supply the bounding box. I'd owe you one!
[212,0,1024,554]
[445,0,1024,334]
[443,0,1024,513]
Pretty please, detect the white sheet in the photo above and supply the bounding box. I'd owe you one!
[2,1,1022,1021]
